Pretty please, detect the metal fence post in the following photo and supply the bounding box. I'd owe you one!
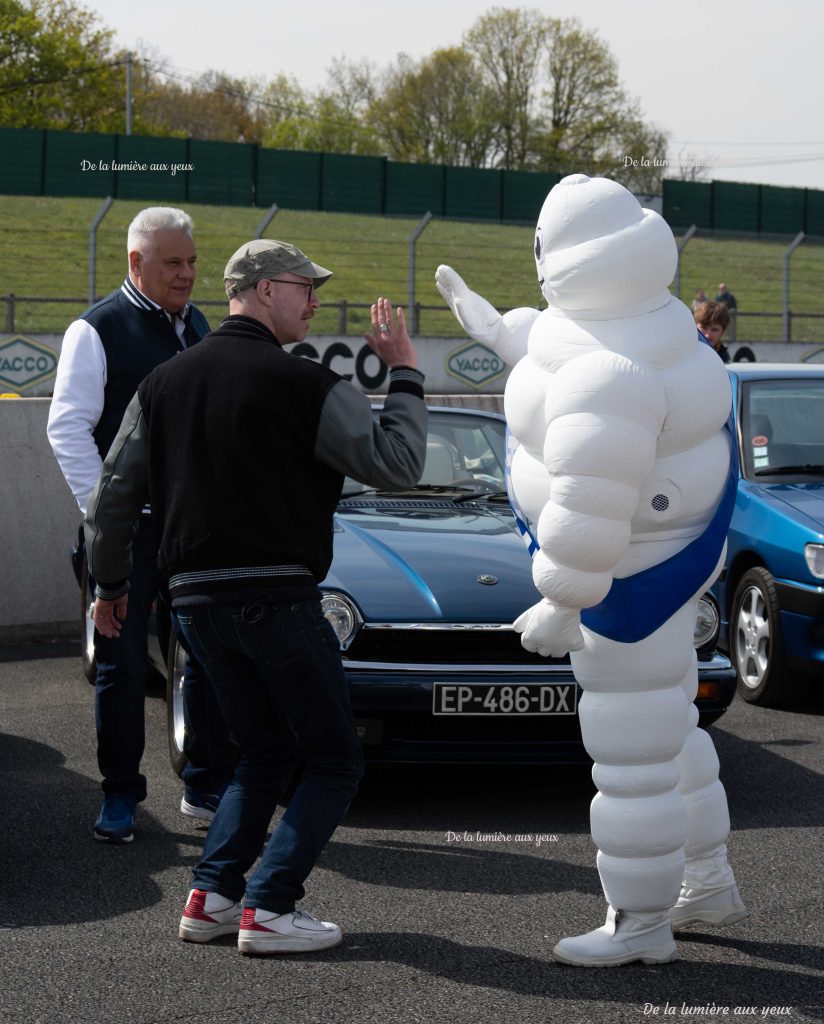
[125,52,133,135]
[674,225,697,300]
[408,212,433,335]
[783,232,805,343]
[254,203,279,239]
[88,197,114,305]
[4,294,15,332]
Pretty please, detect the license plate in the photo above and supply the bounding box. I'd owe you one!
[433,683,577,716]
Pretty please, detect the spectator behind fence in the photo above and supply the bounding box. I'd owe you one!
[694,300,731,363]
[84,239,428,956]
[47,206,232,844]
[715,282,738,310]
[691,288,709,312]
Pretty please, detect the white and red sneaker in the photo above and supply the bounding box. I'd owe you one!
[238,907,342,955]
[179,888,243,943]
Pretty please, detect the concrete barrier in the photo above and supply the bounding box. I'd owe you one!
[0,393,504,642]
[0,343,811,639]
[0,398,80,641]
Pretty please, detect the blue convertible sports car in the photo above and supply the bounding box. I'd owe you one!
[715,364,824,707]
[80,407,736,768]
[165,407,734,767]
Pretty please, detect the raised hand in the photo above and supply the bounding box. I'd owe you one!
[435,264,502,348]
[364,297,417,369]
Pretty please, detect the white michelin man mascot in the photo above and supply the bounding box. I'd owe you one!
[436,174,746,967]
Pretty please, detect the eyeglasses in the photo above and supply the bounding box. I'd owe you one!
[268,278,315,298]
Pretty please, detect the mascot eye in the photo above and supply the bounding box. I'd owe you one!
[534,227,544,261]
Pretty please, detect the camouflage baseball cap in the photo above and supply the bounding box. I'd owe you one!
[223,239,333,298]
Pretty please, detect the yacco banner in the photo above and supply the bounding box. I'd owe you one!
[8,333,510,397]
[286,337,511,394]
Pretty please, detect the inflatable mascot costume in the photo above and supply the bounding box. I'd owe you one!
[436,174,746,967]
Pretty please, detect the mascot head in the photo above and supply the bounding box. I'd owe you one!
[534,174,677,316]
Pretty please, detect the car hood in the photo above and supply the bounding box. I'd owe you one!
[754,482,824,532]
[323,499,537,621]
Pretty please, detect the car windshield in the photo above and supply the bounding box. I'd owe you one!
[341,409,508,497]
[740,378,824,480]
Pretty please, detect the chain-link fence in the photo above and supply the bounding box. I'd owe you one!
[3,197,824,344]
[674,229,824,345]
[0,196,542,337]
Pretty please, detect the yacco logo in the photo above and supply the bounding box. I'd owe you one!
[0,336,58,391]
[446,342,507,389]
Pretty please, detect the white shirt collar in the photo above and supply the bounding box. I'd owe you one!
[121,277,190,329]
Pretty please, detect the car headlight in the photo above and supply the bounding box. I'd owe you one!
[694,593,720,651]
[320,591,360,649]
[804,543,824,579]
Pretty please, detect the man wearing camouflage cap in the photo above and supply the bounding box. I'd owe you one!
[85,239,427,955]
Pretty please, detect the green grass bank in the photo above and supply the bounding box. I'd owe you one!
[1,195,823,343]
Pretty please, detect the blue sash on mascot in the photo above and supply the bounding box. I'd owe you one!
[505,424,737,644]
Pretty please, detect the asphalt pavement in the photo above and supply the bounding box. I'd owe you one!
[1,641,822,1024]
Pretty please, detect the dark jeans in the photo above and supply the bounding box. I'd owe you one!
[173,598,363,913]
[93,517,231,801]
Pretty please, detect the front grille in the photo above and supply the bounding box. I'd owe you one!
[386,713,582,743]
[345,627,567,666]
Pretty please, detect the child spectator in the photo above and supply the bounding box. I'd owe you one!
[694,300,731,363]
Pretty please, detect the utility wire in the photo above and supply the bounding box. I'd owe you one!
[0,58,126,95]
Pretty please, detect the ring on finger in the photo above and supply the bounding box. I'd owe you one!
[379,323,389,333]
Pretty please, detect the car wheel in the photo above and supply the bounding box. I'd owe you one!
[166,633,189,775]
[80,556,96,684]
[731,567,807,706]
[733,345,756,363]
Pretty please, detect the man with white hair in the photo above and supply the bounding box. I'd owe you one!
[48,206,231,844]
[84,239,427,954]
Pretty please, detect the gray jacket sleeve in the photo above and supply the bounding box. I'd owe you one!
[83,393,150,599]
[315,368,428,489]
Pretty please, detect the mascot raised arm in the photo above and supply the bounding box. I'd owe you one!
[436,174,746,967]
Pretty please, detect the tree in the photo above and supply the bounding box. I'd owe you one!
[464,6,546,169]
[137,67,268,143]
[675,147,712,183]
[0,0,125,131]
[611,114,671,193]
[460,9,669,188]
[282,59,383,155]
[258,72,316,150]
[535,17,625,171]
[369,48,497,166]
[522,15,670,190]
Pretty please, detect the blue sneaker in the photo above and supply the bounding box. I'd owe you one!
[180,787,224,823]
[94,794,136,843]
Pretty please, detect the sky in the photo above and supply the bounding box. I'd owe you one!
[97,0,824,191]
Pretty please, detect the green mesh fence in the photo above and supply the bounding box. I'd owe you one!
[3,127,824,237]
[187,139,254,207]
[444,166,501,221]
[321,153,385,214]
[502,169,559,223]
[662,180,713,230]
[0,128,45,195]
[385,162,445,217]
[805,190,824,237]
[760,185,806,235]
[713,181,760,233]
[113,135,188,202]
[44,130,116,198]
[257,149,322,209]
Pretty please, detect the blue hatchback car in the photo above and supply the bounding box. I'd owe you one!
[715,364,824,706]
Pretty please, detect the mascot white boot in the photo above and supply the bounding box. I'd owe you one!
[436,174,746,967]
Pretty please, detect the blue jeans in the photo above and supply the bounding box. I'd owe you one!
[173,599,363,913]
[93,517,231,801]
